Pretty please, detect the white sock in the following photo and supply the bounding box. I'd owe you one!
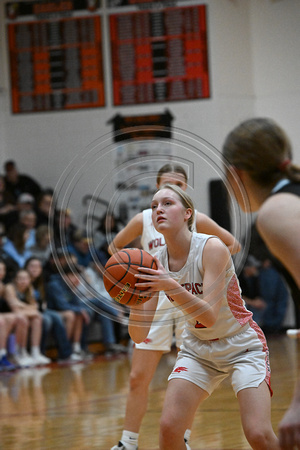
[73,342,81,353]
[121,430,139,449]
[20,347,29,357]
[31,346,41,358]
[0,349,6,358]
[184,429,191,442]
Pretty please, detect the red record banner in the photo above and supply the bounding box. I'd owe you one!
[110,5,210,106]
[6,1,105,113]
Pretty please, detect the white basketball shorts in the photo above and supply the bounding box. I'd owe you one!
[168,323,272,397]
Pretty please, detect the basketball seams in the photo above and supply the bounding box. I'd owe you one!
[105,263,130,294]
[104,250,132,294]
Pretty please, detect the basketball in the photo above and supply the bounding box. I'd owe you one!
[103,248,157,306]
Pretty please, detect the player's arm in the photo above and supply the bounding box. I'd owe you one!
[257,194,300,289]
[108,212,144,255]
[196,212,241,254]
[4,284,26,311]
[128,292,159,343]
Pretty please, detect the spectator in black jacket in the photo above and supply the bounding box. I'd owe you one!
[4,160,41,203]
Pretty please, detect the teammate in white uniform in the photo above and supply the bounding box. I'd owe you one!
[129,184,279,450]
[109,164,241,450]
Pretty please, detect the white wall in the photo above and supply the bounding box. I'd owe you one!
[0,0,299,230]
[249,0,300,147]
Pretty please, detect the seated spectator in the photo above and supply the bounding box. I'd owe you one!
[3,160,41,202]
[4,268,51,366]
[93,212,122,253]
[43,247,68,282]
[67,230,93,268]
[0,259,28,370]
[0,222,19,282]
[54,208,78,248]
[2,223,32,268]
[1,192,36,231]
[35,189,56,227]
[24,256,80,363]
[0,174,17,230]
[239,224,289,334]
[0,314,17,371]
[45,265,93,360]
[239,255,268,326]
[70,252,128,355]
[29,225,51,264]
[17,192,36,210]
[19,209,37,249]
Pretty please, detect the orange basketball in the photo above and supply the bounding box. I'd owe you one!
[103,248,157,306]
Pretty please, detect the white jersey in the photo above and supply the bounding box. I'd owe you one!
[136,208,199,350]
[140,208,197,255]
[157,232,253,341]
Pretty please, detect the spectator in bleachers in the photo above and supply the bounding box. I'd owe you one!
[0,259,28,371]
[239,225,289,335]
[24,256,80,363]
[3,160,41,203]
[0,222,19,282]
[4,268,51,366]
[67,230,93,268]
[35,190,55,227]
[93,212,121,254]
[0,174,17,230]
[29,225,51,264]
[2,223,32,268]
[19,209,37,249]
[84,260,129,355]
[54,208,78,248]
[68,249,128,356]
[0,191,36,232]
[45,264,93,361]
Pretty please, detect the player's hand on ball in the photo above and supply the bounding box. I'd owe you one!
[135,257,177,293]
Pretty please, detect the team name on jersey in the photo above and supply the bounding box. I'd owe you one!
[148,237,165,251]
[166,282,203,302]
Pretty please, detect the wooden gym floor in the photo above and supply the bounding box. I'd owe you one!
[0,334,298,450]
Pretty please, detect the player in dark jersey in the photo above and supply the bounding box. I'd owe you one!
[222,117,300,450]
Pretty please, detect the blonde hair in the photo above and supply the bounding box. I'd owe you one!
[222,117,300,186]
[158,183,195,231]
[156,164,188,185]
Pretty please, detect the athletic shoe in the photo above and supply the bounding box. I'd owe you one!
[185,438,191,450]
[14,353,36,368]
[0,355,17,372]
[68,352,83,362]
[57,354,80,365]
[110,442,138,450]
[72,350,94,361]
[107,343,128,354]
[32,354,51,366]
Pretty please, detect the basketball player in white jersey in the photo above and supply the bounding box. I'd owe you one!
[128,184,279,450]
[110,164,240,450]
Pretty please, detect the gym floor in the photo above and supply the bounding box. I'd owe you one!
[0,334,298,449]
